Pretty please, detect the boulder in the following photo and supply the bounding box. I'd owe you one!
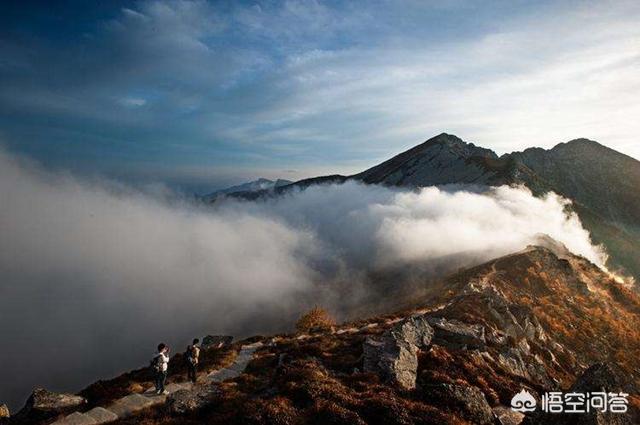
[390,315,435,347]
[26,388,87,412]
[14,388,87,422]
[426,317,486,349]
[424,383,494,425]
[166,384,220,415]
[364,337,418,390]
[202,335,233,350]
[363,315,433,390]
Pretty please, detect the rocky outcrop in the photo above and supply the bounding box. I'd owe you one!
[423,383,494,425]
[526,363,633,425]
[167,384,220,415]
[202,335,233,350]
[13,388,86,422]
[26,388,86,413]
[426,317,486,349]
[363,315,433,389]
[570,363,626,393]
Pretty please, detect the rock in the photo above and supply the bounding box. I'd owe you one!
[14,388,87,422]
[364,337,419,390]
[0,404,8,419]
[570,363,625,393]
[493,406,524,425]
[201,335,233,350]
[487,328,509,345]
[424,383,494,425]
[525,363,633,425]
[26,388,87,412]
[363,315,433,390]
[167,384,221,414]
[426,316,486,349]
[390,315,435,347]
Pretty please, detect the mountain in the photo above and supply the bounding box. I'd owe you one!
[354,133,640,281]
[202,178,292,201]
[352,133,534,187]
[226,133,640,282]
[12,243,639,424]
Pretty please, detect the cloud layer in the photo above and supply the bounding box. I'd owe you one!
[0,149,605,408]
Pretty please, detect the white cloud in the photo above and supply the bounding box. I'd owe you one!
[119,97,147,107]
[0,147,606,406]
[1,0,639,183]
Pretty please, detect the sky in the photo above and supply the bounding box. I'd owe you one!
[1,0,639,193]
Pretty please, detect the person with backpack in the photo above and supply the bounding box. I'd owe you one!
[186,338,201,383]
[152,343,170,395]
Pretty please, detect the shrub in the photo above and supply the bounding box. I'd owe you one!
[296,306,336,333]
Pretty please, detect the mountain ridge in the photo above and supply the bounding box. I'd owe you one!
[218,133,640,282]
[11,243,639,424]
[201,178,293,201]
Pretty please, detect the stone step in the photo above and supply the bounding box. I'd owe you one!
[206,342,262,383]
[166,382,193,393]
[107,393,160,418]
[84,407,118,424]
[51,411,97,425]
[208,367,240,382]
[52,342,264,425]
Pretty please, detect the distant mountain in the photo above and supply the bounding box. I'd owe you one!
[226,133,640,282]
[202,178,292,201]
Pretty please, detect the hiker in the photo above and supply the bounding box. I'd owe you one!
[152,343,170,395]
[186,338,201,383]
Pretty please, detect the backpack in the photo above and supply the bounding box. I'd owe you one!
[150,354,161,371]
[187,345,199,364]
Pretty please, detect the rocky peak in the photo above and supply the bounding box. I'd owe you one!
[353,133,502,186]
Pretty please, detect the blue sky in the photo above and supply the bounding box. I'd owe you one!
[1,0,639,192]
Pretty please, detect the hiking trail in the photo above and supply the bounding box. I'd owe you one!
[49,342,263,425]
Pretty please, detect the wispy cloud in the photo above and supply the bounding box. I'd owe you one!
[119,97,147,107]
[0,0,639,187]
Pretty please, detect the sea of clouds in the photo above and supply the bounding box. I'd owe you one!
[0,148,605,409]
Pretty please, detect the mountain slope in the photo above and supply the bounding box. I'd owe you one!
[512,138,640,230]
[13,245,639,424]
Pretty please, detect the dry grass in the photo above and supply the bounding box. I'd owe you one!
[69,249,640,425]
[295,306,336,333]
